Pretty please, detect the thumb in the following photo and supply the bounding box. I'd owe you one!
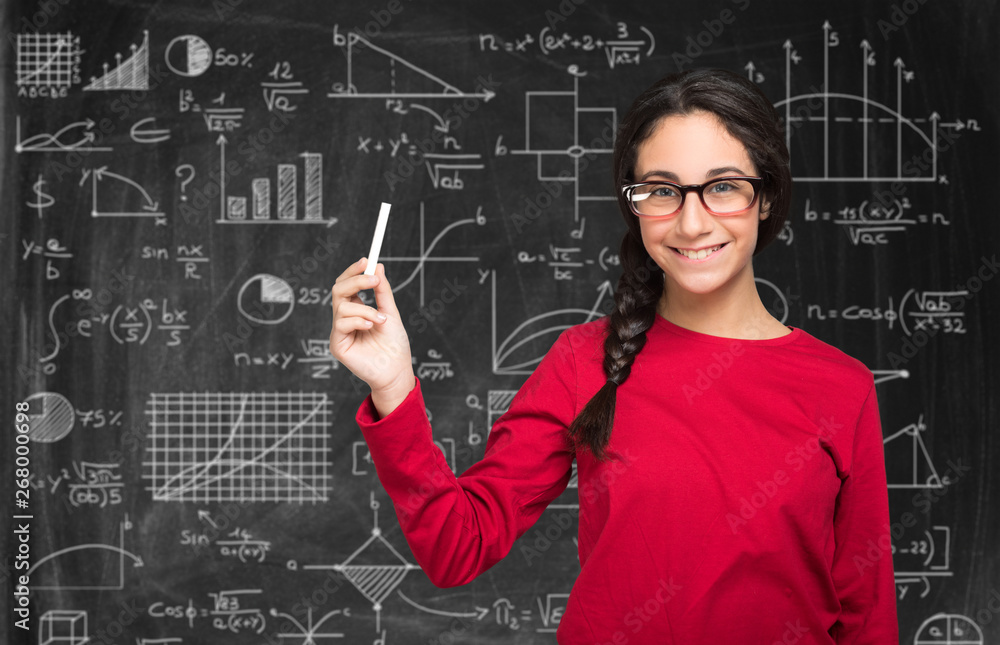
[372,263,401,318]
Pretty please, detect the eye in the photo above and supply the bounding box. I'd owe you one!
[650,184,678,198]
[706,180,739,194]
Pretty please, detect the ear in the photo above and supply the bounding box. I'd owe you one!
[759,200,771,221]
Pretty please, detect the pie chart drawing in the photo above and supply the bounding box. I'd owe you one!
[914,613,983,644]
[165,35,212,77]
[24,392,75,443]
[238,273,294,324]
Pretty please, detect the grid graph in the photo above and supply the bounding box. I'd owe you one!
[144,392,331,503]
[16,33,82,88]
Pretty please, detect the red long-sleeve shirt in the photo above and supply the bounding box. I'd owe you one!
[356,315,899,643]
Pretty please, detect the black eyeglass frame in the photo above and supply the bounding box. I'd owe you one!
[621,176,764,217]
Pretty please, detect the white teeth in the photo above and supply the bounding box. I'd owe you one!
[676,244,723,260]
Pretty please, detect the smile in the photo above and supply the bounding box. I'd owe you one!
[672,243,727,261]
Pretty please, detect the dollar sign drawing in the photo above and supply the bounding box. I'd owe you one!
[27,175,55,218]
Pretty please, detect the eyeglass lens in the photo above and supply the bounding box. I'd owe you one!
[629,178,756,216]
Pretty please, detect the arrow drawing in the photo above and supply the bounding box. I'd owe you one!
[82,166,163,217]
[15,115,112,152]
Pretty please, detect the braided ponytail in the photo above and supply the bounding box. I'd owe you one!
[568,234,662,460]
[568,68,791,460]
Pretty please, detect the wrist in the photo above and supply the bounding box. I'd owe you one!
[371,374,416,419]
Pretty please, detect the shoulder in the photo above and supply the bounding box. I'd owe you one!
[779,327,875,398]
[557,317,609,358]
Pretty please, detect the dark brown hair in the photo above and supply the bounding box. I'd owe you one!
[568,68,792,460]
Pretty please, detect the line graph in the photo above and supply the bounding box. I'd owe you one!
[144,392,331,503]
[30,517,142,591]
[15,116,113,153]
[16,32,82,90]
[81,166,164,218]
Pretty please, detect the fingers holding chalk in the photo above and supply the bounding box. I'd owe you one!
[364,202,392,276]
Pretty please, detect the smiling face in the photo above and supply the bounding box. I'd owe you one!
[634,110,769,304]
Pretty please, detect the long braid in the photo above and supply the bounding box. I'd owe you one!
[568,234,661,460]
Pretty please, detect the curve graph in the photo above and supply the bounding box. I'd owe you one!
[378,202,481,306]
[143,392,331,503]
[492,271,613,375]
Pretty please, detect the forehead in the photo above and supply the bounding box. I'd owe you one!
[635,111,755,178]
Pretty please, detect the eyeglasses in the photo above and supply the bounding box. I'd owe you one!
[622,177,763,217]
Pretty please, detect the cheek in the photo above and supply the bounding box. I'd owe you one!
[638,218,668,249]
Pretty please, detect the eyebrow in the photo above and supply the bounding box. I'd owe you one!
[637,166,749,182]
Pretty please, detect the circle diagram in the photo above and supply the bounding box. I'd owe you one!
[755,278,789,324]
[165,35,212,77]
[238,273,294,324]
[914,613,983,644]
[24,392,75,442]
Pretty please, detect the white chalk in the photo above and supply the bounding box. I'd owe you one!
[364,202,391,275]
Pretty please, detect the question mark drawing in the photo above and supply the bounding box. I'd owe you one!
[175,164,195,201]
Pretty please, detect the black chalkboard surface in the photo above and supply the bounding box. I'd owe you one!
[3,1,998,643]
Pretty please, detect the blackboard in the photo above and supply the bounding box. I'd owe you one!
[3,0,998,642]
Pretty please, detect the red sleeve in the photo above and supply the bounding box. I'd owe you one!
[829,382,899,643]
[355,330,578,587]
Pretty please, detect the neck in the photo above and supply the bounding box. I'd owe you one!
[657,270,786,340]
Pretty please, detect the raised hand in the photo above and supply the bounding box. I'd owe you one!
[329,257,415,417]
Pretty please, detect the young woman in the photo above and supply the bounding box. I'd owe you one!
[330,69,898,643]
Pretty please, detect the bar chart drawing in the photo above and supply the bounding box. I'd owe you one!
[84,30,149,91]
[217,134,333,225]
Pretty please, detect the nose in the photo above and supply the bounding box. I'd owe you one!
[674,191,714,239]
